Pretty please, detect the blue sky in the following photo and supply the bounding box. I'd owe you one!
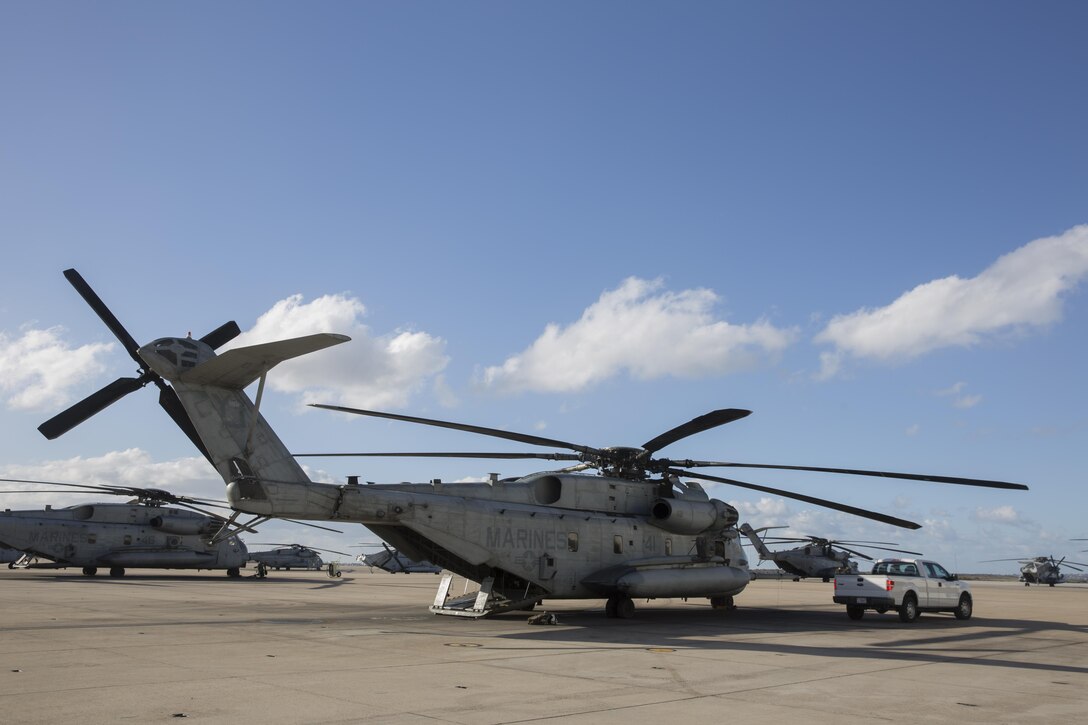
[1,3,1086,574]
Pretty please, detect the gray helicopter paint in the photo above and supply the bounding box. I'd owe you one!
[0,503,247,571]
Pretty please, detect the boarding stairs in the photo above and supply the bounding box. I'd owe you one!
[429,574,541,618]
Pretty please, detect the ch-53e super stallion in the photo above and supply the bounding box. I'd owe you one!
[249,543,349,572]
[0,479,249,577]
[740,524,923,582]
[982,555,1088,586]
[39,268,1029,618]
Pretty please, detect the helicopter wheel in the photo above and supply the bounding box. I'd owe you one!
[605,594,635,619]
[81,567,97,577]
[1049,583,1055,587]
[710,595,734,610]
[226,567,240,578]
[109,567,125,578]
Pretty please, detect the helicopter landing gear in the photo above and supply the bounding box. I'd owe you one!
[255,562,268,578]
[81,567,97,577]
[605,593,635,619]
[109,567,125,578]
[710,595,734,610]
[226,567,241,578]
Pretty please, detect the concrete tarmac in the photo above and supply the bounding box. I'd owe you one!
[1,567,1085,724]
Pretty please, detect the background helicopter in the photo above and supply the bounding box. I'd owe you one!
[740,523,923,581]
[249,543,349,571]
[0,477,249,577]
[37,268,1030,618]
[353,542,442,574]
[983,555,1088,586]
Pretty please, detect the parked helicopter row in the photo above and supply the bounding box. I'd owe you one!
[0,479,432,577]
[982,554,1088,586]
[24,268,1032,618]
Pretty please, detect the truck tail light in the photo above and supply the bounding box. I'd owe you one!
[886,579,894,592]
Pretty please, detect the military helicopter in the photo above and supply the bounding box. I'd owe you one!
[983,555,1088,586]
[37,268,1029,617]
[249,543,349,571]
[0,478,249,577]
[740,523,922,582]
[354,542,442,574]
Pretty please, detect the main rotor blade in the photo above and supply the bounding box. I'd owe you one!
[158,386,213,463]
[38,376,145,439]
[311,404,601,457]
[293,451,581,461]
[833,539,904,546]
[281,518,344,534]
[841,543,924,556]
[0,477,127,493]
[199,321,242,350]
[0,489,102,494]
[668,467,922,529]
[670,460,1028,490]
[641,409,751,454]
[63,268,143,362]
[836,546,875,561]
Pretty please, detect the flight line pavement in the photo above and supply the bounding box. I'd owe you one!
[0,567,1085,724]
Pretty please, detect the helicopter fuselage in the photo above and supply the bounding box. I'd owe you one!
[0,502,247,572]
[227,469,750,601]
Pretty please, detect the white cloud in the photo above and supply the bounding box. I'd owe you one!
[478,277,797,393]
[971,505,1025,525]
[953,394,983,409]
[815,224,1088,370]
[0,325,113,411]
[0,449,216,505]
[228,293,448,409]
[730,496,792,519]
[936,381,983,409]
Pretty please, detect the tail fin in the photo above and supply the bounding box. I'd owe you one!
[739,523,775,560]
[140,333,350,490]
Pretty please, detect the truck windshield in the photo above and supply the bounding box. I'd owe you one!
[872,562,917,576]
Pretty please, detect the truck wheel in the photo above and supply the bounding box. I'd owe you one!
[898,595,919,623]
[953,594,973,620]
[846,605,865,620]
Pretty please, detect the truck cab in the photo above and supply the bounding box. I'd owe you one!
[833,558,972,622]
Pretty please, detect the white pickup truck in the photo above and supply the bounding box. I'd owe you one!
[833,558,972,622]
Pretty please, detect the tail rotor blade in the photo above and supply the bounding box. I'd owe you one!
[63,269,143,362]
[38,376,145,439]
[158,386,213,463]
[200,321,241,350]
